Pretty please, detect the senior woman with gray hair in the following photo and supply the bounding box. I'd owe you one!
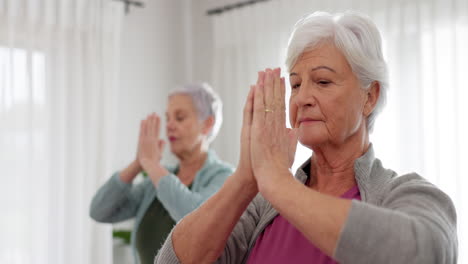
[90,83,233,264]
[154,12,457,264]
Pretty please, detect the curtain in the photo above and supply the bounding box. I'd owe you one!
[210,0,467,262]
[0,1,123,263]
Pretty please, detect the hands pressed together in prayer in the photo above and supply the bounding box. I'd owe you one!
[134,68,297,193]
[237,67,298,194]
[136,113,169,185]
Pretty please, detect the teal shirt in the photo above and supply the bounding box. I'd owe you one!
[89,150,234,264]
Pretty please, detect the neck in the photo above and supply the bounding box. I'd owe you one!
[177,143,208,171]
[309,124,369,196]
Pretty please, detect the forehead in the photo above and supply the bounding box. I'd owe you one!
[167,94,197,113]
[290,43,351,74]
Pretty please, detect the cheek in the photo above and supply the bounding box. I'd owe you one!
[184,121,202,138]
[318,96,348,136]
[344,91,366,119]
[328,95,364,134]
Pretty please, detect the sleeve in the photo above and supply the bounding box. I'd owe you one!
[215,195,264,264]
[156,166,233,222]
[89,172,148,223]
[334,174,458,264]
[154,195,265,264]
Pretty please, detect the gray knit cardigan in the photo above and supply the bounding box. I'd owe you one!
[155,146,457,264]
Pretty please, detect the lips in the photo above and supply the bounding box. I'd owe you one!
[298,117,322,126]
[168,136,177,142]
[299,117,320,123]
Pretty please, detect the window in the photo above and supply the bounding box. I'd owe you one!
[0,46,47,264]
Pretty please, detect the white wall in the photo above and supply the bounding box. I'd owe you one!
[114,0,188,171]
[188,0,213,83]
[109,0,188,261]
[189,0,243,166]
[189,0,239,83]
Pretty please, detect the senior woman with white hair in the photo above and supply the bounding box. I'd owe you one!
[154,12,457,264]
[90,83,233,264]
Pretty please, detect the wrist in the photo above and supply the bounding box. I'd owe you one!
[256,165,291,196]
[145,162,169,187]
[120,160,143,183]
[232,169,258,196]
[131,159,142,171]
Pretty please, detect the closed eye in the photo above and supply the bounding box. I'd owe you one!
[291,83,301,89]
[318,80,332,86]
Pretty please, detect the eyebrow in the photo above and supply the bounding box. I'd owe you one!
[290,65,336,76]
[172,110,188,115]
[165,110,186,116]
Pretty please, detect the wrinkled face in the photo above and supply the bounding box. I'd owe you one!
[166,94,206,155]
[289,44,368,148]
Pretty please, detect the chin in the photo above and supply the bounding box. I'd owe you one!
[297,128,327,148]
[169,143,180,155]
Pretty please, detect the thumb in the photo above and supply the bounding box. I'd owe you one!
[287,128,299,168]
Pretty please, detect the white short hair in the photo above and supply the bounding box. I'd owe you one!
[285,11,388,132]
[169,83,223,144]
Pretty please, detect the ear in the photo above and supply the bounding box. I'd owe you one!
[202,116,215,135]
[363,81,380,117]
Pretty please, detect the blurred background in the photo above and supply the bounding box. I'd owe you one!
[1,0,467,263]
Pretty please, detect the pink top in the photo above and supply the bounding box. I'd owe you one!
[246,185,361,264]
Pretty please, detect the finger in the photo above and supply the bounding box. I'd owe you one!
[154,114,160,139]
[149,113,157,137]
[253,83,265,126]
[147,116,152,136]
[243,85,255,129]
[264,68,274,109]
[257,71,265,86]
[146,114,153,136]
[139,119,145,139]
[142,119,147,137]
[278,77,286,125]
[271,71,284,132]
[273,68,282,103]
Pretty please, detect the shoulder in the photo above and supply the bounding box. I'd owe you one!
[198,161,234,186]
[365,160,456,217]
[192,156,234,189]
[385,172,447,199]
[381,172,456,222]
[364,159,438,202]
[212,160,235,174]
[203,150,235,177]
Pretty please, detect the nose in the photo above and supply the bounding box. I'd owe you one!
[166,119,176,131]
[293,79,317,109]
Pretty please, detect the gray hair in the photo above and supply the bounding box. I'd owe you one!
[169,83,223,144]
[285,11,388,132]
